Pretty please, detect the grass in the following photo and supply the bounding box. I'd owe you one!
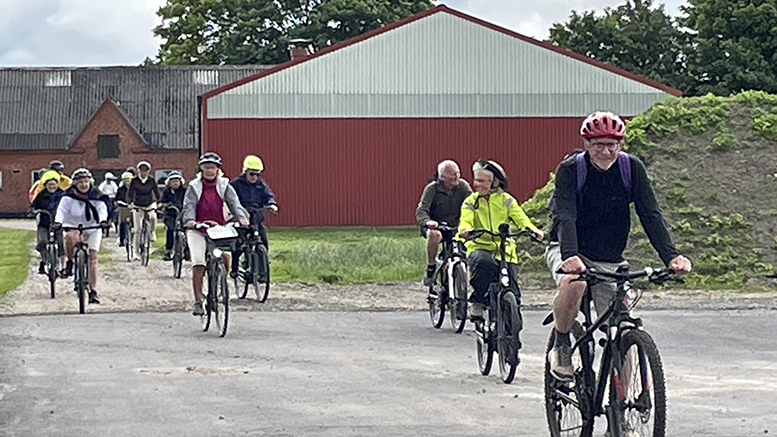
[0,228,35,298]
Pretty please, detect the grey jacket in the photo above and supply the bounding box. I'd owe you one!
[415,179,472,227]
[183,174,249,224]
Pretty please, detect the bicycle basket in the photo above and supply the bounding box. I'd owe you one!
[206,225,238,248]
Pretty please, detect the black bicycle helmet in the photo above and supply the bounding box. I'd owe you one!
[50,160,65,172]
[473,160,508,190]
[199,152,222,167]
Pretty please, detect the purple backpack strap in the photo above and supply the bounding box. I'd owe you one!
[575,152,587,191]
[618,151,632,190]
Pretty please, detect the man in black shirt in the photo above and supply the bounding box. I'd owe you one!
[546,111,692,380]
[415,160,472,288]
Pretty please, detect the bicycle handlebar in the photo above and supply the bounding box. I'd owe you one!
[32,209,53,219]
[61,225,106,232]
[465,223,543,243]
[558,267,682,285]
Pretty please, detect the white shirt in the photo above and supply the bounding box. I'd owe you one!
[55,195,109,229]
[98,180,118,198]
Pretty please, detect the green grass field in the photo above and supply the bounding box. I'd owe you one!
[152,225,426,285]
[0,228,35,298]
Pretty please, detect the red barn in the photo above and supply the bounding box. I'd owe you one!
[202,5,680,227]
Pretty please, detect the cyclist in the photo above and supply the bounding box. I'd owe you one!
[458,160,543,322]
[54,168,110,304]
[98,172,118,200]
[29,160,72,202]
[415,160,472,289]
[183,153,249,316]
[30,170,65,275]
[160,171,186,261]
[229,155,277,278]
[546,111,692,380]
[115,172,133,246]
[128,161,161,261]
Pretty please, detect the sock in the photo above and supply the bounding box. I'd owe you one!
[554,329,571,348]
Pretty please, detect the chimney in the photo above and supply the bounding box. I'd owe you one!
[289,38,313,61]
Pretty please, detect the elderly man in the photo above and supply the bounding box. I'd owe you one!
[415,160,472,289]
[546,111,692,380]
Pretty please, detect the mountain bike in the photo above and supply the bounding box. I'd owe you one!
[61,224,105,314]
[116,201,134,262]
[196,223,236,338]
[165,205,187,279]
[427,224,468,333]
[134,206,155,266]
[543,266,679,437]
[33,209,60,299]
[466,224,542,384]
[234,225,270,302]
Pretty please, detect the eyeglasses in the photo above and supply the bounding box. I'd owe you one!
[247,172,261,177]
[590,142,622,151]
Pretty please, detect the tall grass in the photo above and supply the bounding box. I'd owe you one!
[0,228,35,298]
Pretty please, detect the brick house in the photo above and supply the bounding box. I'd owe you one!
[0,66,270,216]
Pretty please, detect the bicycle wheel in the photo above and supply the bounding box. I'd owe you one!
[448,263,467,333]
[476,312,494,376]
[202,267,213,332]
[125,228,134,262]
[428,267,445,329]
[172,232,184,279]
[607,330,666,437]
[236,250,249,299]
[213,261,229,337]
[497,292,523,384]
[47,244,57,299]
[75,250,88,315]
[140,223,150,266]
[255,245,270,303]
[545,322,594,437]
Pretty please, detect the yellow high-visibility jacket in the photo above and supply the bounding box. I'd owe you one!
[29,176,72,203]
[458,189,540,263]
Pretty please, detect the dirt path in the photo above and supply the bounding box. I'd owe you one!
[1,220,776,316]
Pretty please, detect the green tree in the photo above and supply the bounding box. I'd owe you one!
[682,0,777,95]
[153,0,434,65]
[549,0,694,93]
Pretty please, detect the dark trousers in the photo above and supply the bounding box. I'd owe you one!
[467,249,518,305]
[164,214,177,251]
[119,222,129,245]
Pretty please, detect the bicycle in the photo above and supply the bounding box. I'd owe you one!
[427,224,468,333]
[195,222,236,338]
[61,224,105,314]
[33,209,60,299]
[116,201,134,262]
[233,224,271,302]
[133,205,155,266]
[543,266,679,437]
[165,205,187,279]
[466,224,541,384]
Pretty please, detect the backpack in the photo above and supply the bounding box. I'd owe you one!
[549,150,633,215]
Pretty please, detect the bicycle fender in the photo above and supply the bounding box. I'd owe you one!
[542,312,554,326]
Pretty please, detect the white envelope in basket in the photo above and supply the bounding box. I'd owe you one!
[206,225,238,241]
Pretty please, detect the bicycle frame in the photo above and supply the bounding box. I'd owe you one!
[435,226,468,297]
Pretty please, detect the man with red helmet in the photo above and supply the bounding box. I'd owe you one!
[545,111,692,380]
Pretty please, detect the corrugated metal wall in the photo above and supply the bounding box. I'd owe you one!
[206,117,583,227]
[208,12,672,119]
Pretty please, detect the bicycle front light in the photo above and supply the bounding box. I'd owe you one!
[212,248,223,258]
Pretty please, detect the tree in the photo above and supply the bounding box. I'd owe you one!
[682,0,777,95]
[549,0,694,94]
[153,0,434,65]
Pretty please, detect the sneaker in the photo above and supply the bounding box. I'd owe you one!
[469,303,486,322]
[229,270,239,280]
[116,237,122,246]
[192,301,205,316]
[163,251,173,261]
[422,266,435,287]
[548,345,574,381]
[61,260,74,278]
[88,290,100,304]
[38,261,46,275]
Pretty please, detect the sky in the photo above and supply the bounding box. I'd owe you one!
[0,0,687,67]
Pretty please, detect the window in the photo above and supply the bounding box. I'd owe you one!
[31,169,47,184]
[97,135,120,159]
[45,71,72,87]
[193,70,218,85]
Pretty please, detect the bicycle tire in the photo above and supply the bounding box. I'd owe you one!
[428,266,445,329]
[47,243,57,299]
[214,262,229,337]
[75,249,87,315]
[172,232,184,279]
[448,263,467,333]
[255,245,270,303]
[497,291,522,384]
[607,330,666,437]
[544,321,594,437]
[476,311,494,376]
[236,250,249,299]
[202,267,213,332]
[125,228,134,262]
[140,222,150,266]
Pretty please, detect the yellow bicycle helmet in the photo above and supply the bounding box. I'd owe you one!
[40,170,61,185]
[243,155,264,172]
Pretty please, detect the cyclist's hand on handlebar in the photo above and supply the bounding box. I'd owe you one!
[99,221,110,229]
[668,255,692,276]
[560,256,586,275]
[52,222,62,230]
[459,230,470,239]
[185,220,197,229]
[533,229,545,242]
[239,218,250,227]
[267,205,278,214]
[426,220,438,230]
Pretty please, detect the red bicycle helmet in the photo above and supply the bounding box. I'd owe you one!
[580,111,626,140]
